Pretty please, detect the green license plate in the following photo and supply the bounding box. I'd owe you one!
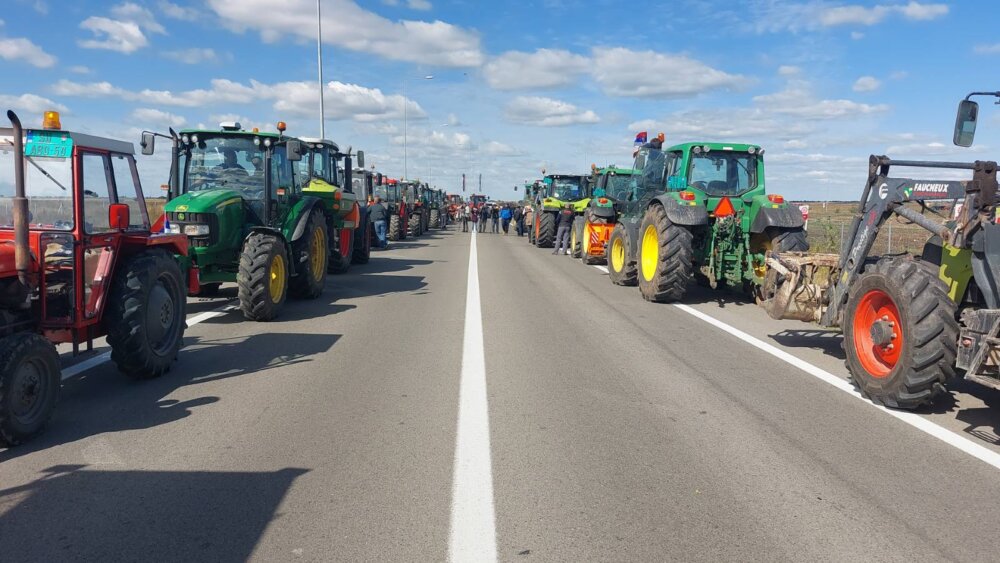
[24,130,73,159]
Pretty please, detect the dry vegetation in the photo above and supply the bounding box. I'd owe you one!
[792,200,951,256]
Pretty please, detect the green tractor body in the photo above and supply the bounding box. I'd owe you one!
[531,174,591,248]
[298,139,366,273]
[571,166,639,262]
[608,142,806,301]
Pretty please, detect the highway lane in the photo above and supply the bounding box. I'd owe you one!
[2,225,1000,561]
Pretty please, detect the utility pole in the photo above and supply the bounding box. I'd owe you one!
[316,0,325,139]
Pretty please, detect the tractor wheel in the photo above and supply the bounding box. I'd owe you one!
[0,332,61,446]
[607,223,637,286]
[430,209,440,230]
[771,227,809,252]
[328,227,353,274]
[289,209,328,299]
[571,218,584,258]
[843,257,958,409]
[352,221,372,264]
[238,232,289,322]
[388,214,402,241]
[536,212,555,248]
[107,250,186,378]
[637,204,693,302]
[409,213,421,237]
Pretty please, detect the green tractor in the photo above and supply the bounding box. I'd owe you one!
[531,174,591,248]
[428,188,446,229]
[157,121,359,321]
[298,138,366,273]
[571,165,639,263]
[607,142,807,302]
[400,180,427,237]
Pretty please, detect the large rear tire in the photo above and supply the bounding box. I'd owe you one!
[607,223,637,286]
[289,209,328,298]
[388,214,402,241]
[0,333,61,446]
[328,227,353,274]
[536,212,555,248]
[238,232,288,322]
[409,212,421,237]
[107,249,186,378]
[637,204,693,302]
[352,221,372,264]
[772,227,809,252]
[571,218,584,258]
[429,209,440,229]
[843,257,958,409]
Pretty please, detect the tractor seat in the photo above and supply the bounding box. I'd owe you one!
[707,180,731,194]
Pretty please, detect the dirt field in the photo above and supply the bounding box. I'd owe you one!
[792,200,950,256]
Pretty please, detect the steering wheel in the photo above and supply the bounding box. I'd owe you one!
[691,181,707,190]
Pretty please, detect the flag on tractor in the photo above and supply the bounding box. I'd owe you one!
[634,131,647,146]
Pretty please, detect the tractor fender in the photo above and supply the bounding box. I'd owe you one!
[288,198,325,243]
[590,204,616,221]
[620,215,643,259]
[244,226,296,275]
[354,205,369,234]
[649,196,709,226]
[749,206,805,233]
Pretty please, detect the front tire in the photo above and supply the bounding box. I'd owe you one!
[637,205,693,302]
[843,258,958,409]
[289,209,328,298]
[571,218,584,258]
[107,250,186,378]
[0,333,61,446]
[536,212,555,248]
[352,221,372,264]
[409,213,421,237]
[388,214,402,241]
[607,223,637,286]
[328,227,354,274]
[430,209,440,229]
[238,233,288,322]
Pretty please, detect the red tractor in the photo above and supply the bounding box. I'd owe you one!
[446,193,464,221]
[0,110,194,446]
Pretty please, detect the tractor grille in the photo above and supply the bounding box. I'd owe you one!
[167,211,219,247]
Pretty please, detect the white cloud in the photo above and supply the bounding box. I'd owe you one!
[483,49,590,90]
[78,2,166,53]
[0,37,57,67]
[851,31,865,39]
[446,113,460,126]
[209,0,483,67]
[163,48,220,64]
[889,70,908,80]
[158,1,199,21]
[407,0,432,9]
[69,65,91,74]
[819,2,947,26]
[482,141,521,156]
[853,76,881,92]
[591,47,747,98]
[974,43,1000,55]
[131,108,186,128]
[778,65,801,76]
[783,139,809,149]
[752,1,948,33]
[0,93,68,114]
[753,84,889,119]
[505,96,600,127]
[895,1,949,20]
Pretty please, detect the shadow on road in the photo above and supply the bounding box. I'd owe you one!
[353,257,435,275]
[0,464,307,562]
[1,332,340,462]
[770,329,846,360]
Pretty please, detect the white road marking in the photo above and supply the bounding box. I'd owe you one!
[595,265,609,273]
[448,230,498,563]
[60,303,238,381]
[591,263,1000,471]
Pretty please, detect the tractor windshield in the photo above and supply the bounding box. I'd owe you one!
[0,133,74,230]
[179,135,265,199]
[604,174,637,200]
[688,151,758,196]
[548,177,584,200]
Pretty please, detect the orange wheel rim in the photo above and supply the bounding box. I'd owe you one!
[852,289,903,378]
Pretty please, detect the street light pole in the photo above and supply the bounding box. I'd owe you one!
[316,0,325,139]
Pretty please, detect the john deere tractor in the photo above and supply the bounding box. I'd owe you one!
[607,142,806,302]
[428,188,446,229]
[400,180,426,237]
[158,122,358,321]
[571,165,639,264]
[531,174,591,248]
[299,138,367,272]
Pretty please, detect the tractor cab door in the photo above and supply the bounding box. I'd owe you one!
[269,145,295,227]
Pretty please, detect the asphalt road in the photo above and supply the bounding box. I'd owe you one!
[3,224,1000,562]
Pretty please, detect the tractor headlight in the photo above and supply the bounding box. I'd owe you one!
[191,134,199,144]
[181,134,190,144]
[166,223,181,234]
[183,224,210,236]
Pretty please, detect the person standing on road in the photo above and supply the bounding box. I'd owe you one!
[482,205,491,234]
[513,205,524,236]
[553,203,574,255]
[471,206,479,233]
[368,196,389,249]
[500,205,513,235]
[492,205,500,233]
[461,204,469,232]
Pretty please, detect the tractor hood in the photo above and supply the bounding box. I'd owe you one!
[164,188,244,215]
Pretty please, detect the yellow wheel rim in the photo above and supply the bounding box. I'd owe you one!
[269,253,286,304]
[582,224,591,256]
[641,224,658,282]
[310,226,326,283]
[571,228,577,251]
[611,236,625,272]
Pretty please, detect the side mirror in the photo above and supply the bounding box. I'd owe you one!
[954,99,979,147]
[140,132,155,155]
[356,150,365,169]
[109,203,130,230]
[286,140,303,161]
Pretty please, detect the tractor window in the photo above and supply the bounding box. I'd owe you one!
[182,136,264,196]
[0,133,74,230]
[639,149,667,193]
[549,178,582,200]
[688,151,757,196]
[110,154,148,230]
[271,146,293,195]
[606,174,637,200]
[81,152,113,233]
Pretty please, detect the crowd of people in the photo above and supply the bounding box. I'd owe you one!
[457,202,529,237]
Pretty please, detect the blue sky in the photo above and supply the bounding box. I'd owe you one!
[1,0,998,200]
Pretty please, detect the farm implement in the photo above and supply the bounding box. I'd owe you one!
[572,165,639,265]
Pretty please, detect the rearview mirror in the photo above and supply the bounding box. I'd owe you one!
[356,150,365,169]
[109,203,130,230]
[954,99,979,147]
[140,132,155,155]
[286,140,303,161]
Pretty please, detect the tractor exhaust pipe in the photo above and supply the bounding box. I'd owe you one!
[7,110,30,291]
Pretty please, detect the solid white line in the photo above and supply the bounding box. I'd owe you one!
[591,263,1000,471]
[61,303,238,381]
[595,265,609,273]
[448,230,498,563]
